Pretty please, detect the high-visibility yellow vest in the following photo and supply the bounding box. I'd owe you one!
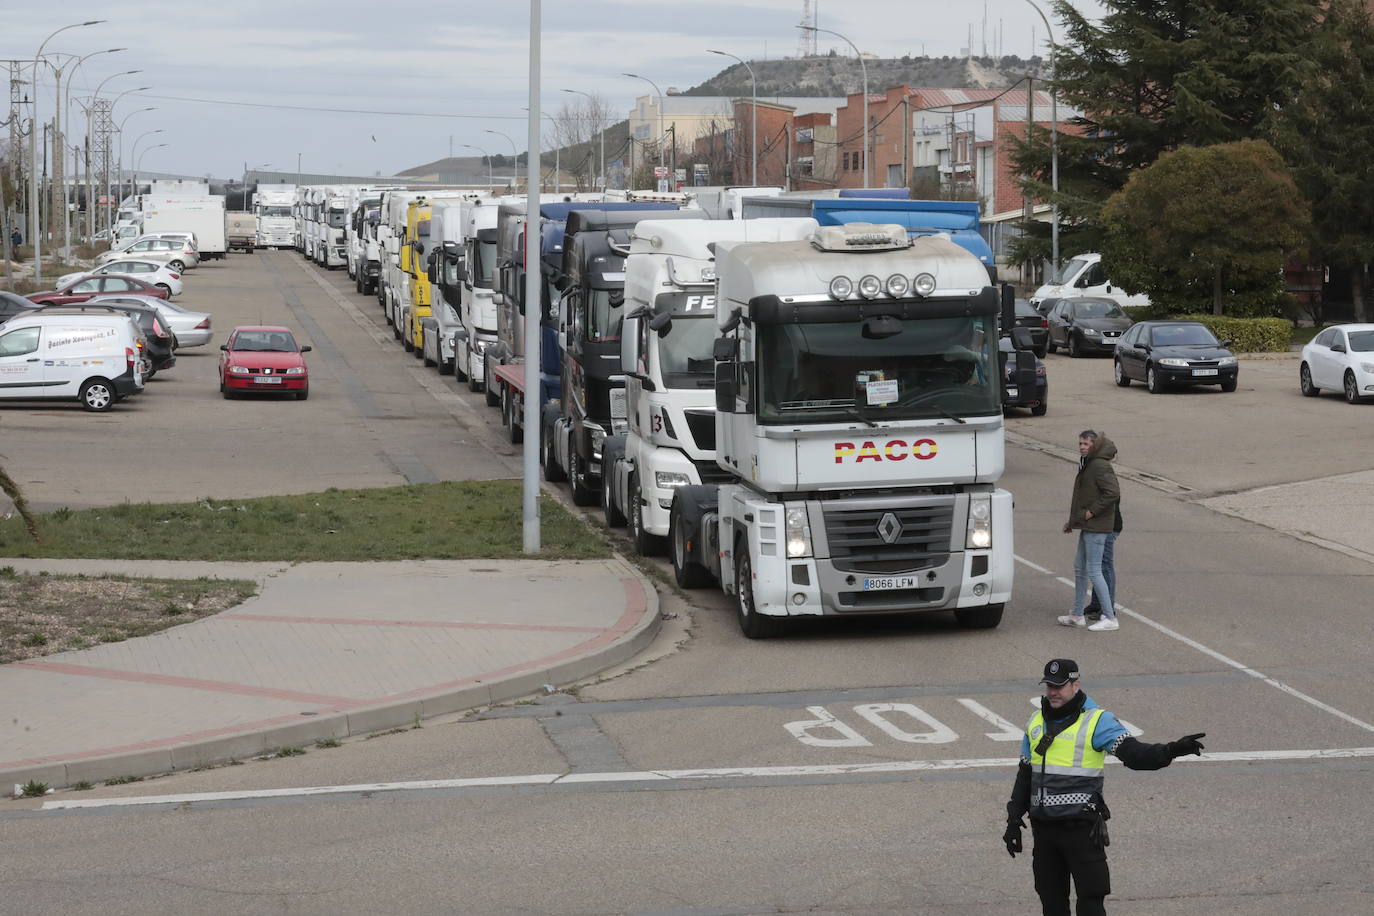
[1027,707,1107,820]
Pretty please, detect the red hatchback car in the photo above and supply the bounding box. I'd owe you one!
[26,274,170,306]
[219,326,312,400]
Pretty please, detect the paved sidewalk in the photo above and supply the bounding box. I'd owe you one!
[0,557,658,790]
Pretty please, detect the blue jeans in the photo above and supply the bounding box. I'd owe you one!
[1073,531,1115,618]
[1087,532,1118,613]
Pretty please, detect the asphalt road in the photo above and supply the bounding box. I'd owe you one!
[3,252,1372,915]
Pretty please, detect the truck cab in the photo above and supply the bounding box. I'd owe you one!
[322,195,350,268]
[449,198,510,393]
[668,222,1037,637]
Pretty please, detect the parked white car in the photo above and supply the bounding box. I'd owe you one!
[1300,323,1374,404]
[57,259,184,297]
[0,310,143,410]
[97,294,212,348]
[97,237,198,271]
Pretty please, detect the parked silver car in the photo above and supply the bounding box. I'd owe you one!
[94,294,212,348]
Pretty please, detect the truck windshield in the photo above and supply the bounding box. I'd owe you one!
[327,209,347,228]
[471,240,496,287]
[587,288,625,341]
[756,315,1001,423]
[259,206,291,218]
[654,292,717,388]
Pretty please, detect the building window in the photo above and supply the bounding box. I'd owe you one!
[798,156,814,176]
[796,128,814,143]
[842,152,850,171]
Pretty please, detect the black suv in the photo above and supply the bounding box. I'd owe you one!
[86,297,179,377]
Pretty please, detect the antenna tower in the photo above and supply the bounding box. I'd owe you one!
[798,0,818,57]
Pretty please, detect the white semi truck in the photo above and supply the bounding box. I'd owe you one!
[662,222,1038,637]
[450,197,511,393]
[602,217,819,555]
[320,193,351,268]
[255,187,296,249]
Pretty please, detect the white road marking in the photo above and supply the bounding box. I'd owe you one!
[41,746,1374,811]
[1014,554,1374,734]
[854,703,959,744]
[784,706,873,748]
[956,698,1026,742]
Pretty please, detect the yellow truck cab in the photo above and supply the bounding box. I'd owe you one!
[401,200,434,355]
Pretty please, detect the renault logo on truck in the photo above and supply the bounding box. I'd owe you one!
[833,439,938,463]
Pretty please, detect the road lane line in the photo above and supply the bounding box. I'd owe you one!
[1015,554,1374,734]
[38,746,1374,810]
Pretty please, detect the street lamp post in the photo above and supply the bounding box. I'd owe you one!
[135,142,167,174]
[485,129,520,191]
[1020,0,1060,272]
[623,73,666,172]
[561,88,606,191]
[799,24,868,188]
[522,108,561,192]
[90,70,141,233]
[114,102,153,224]
[462,144,494,189]
[708,49,757,186]
[60,48,125,257]
[130,129,163,193]
[28,19,106,284]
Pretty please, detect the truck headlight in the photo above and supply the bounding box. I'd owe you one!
[586,422,606,458]
[655,471,690,489]
[786,505,812,558]
[966,496,992,550]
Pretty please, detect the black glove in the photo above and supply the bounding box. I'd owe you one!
[1168,732,1206,758]
[1003,818,1023,858]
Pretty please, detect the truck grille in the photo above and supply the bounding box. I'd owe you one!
[823,502,954,573]
[683,409,716,451]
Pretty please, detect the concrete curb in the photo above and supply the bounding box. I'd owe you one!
[2,557,660,792]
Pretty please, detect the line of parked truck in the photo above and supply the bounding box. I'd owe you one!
[286,182,1040,638]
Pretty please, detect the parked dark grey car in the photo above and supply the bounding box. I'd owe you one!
[1113,321,1238,393]
[1046,297,1133,357]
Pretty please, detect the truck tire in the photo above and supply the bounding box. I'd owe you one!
[454,350,468,383]
[954,603,1004,629]
[502,386,523,444]
[628,472,664,556]
[601,465,626,527]
[669,499,710,588]
[569,450,596,507]
[485,365,500,407]
[468,364,483,393]
[542,426,566,483]
[734,534,779,639]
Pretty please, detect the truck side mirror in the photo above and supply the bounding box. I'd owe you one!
[621,316,640,373]
[714,362,736,413]
[1013,350,1037,394]
[649,311,672,338]
[713,337,738,360]
[1010,327,1035,351]
[454,263,467,282]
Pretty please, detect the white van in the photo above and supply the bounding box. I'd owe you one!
[1030,252,1151,309]
[0,311,144,411]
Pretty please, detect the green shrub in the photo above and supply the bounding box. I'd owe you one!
[1175,315,1293,352]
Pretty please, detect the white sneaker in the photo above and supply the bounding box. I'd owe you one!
[1057,614,1087,628]
[1088,618,1120,631]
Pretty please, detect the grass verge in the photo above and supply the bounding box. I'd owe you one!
[0,570,257,664]
[0,481,611,561]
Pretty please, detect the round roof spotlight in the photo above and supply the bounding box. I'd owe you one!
[858,275,883,299]
[885,274,910,298]
[913,272,937,297]
[829,276,853,300]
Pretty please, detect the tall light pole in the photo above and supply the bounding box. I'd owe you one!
[29,18,105,283]
[485,129,520,191]
[522,108,561,192]
[130,128,163,193]
[92,71,140,230]
[462,144,493,189]
[562,88,605,190]
[623,73,665,169]
[114,102,153,218]
[522,0,543,553]
[708,49,757,186]
[1020,0,1060,272]
[296,151,302,187]
[799,24,868,188]
[61,48,124,257]
[135,142,167,173]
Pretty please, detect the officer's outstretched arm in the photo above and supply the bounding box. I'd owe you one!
[1006,759,1032,820]
[1112,736,1174,770]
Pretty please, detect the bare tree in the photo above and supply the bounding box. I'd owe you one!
[548,94,612,191]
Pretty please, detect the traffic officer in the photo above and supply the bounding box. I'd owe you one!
[1003,659,1206,916]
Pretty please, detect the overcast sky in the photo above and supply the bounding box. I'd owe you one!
[7,0,1105,180]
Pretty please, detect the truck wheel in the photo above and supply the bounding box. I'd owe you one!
[454,351,468,382]
[502,387,523,444]
[628,473,664,555]
[954,603,1004,629]
[468,364,483,393]
[734,535,779,639]
[669,500,710,588]
[601,466,626,527]
[80,378,116,412]
[485,367,500,407]
[403,324,414,351]
[355,273,363,294]
[569,451,596,507]
[542,429,566,482]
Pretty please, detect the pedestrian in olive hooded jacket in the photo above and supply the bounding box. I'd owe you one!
[1058,431,1120,631]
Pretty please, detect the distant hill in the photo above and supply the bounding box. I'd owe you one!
[683,54,1046,99]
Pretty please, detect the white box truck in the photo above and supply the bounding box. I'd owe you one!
[141,196,227,260]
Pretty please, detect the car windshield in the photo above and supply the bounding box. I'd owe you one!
[1054,257,1090,285]
[653,293,718,388]
[1347,330,1374,352]
[1150,325,1218,347]
[757,315,1001,423]
[234,331,297,352]
[1072,300,1126,319]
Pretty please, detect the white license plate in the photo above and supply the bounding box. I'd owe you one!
[863,576,918,591]
[1006,387,1019,398]
[1192,368,1218,377]
[1101,337,1118,345]
[254,376,283,384]
[609,387,627,420]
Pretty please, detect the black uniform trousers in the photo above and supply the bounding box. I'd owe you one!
[1031,819,1110,916]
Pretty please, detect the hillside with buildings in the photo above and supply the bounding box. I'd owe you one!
[683,54,1045,99]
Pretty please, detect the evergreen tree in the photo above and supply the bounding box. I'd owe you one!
[1010,0,1319,267]
[1272,0,1374,322]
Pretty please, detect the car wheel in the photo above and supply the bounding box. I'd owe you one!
[296,387,309,401]
[1031,398,1048,416]
[628,473,665,556]
[1046,336,1057,354]
[1114,359,1130,387]
[1344,370,1362,404]
[1146,365,1164,394]
[954,603,1004,629]
[1068,335,1081,358]
[145,366,157,381]
[1299,362,1319,397]
[601,466,626,528]
[155,283,171,295]
[569,450,596,507]
[542,428,566,482]
[669,501,711,588]
[1220,378,1237,393]
[734,535,779,639]
[79,378,115,412]
[169,260,184,271]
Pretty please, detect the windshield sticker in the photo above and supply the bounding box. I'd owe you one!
[865,378,898,406]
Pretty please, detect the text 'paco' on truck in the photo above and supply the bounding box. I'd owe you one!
[660,222,1037,638]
